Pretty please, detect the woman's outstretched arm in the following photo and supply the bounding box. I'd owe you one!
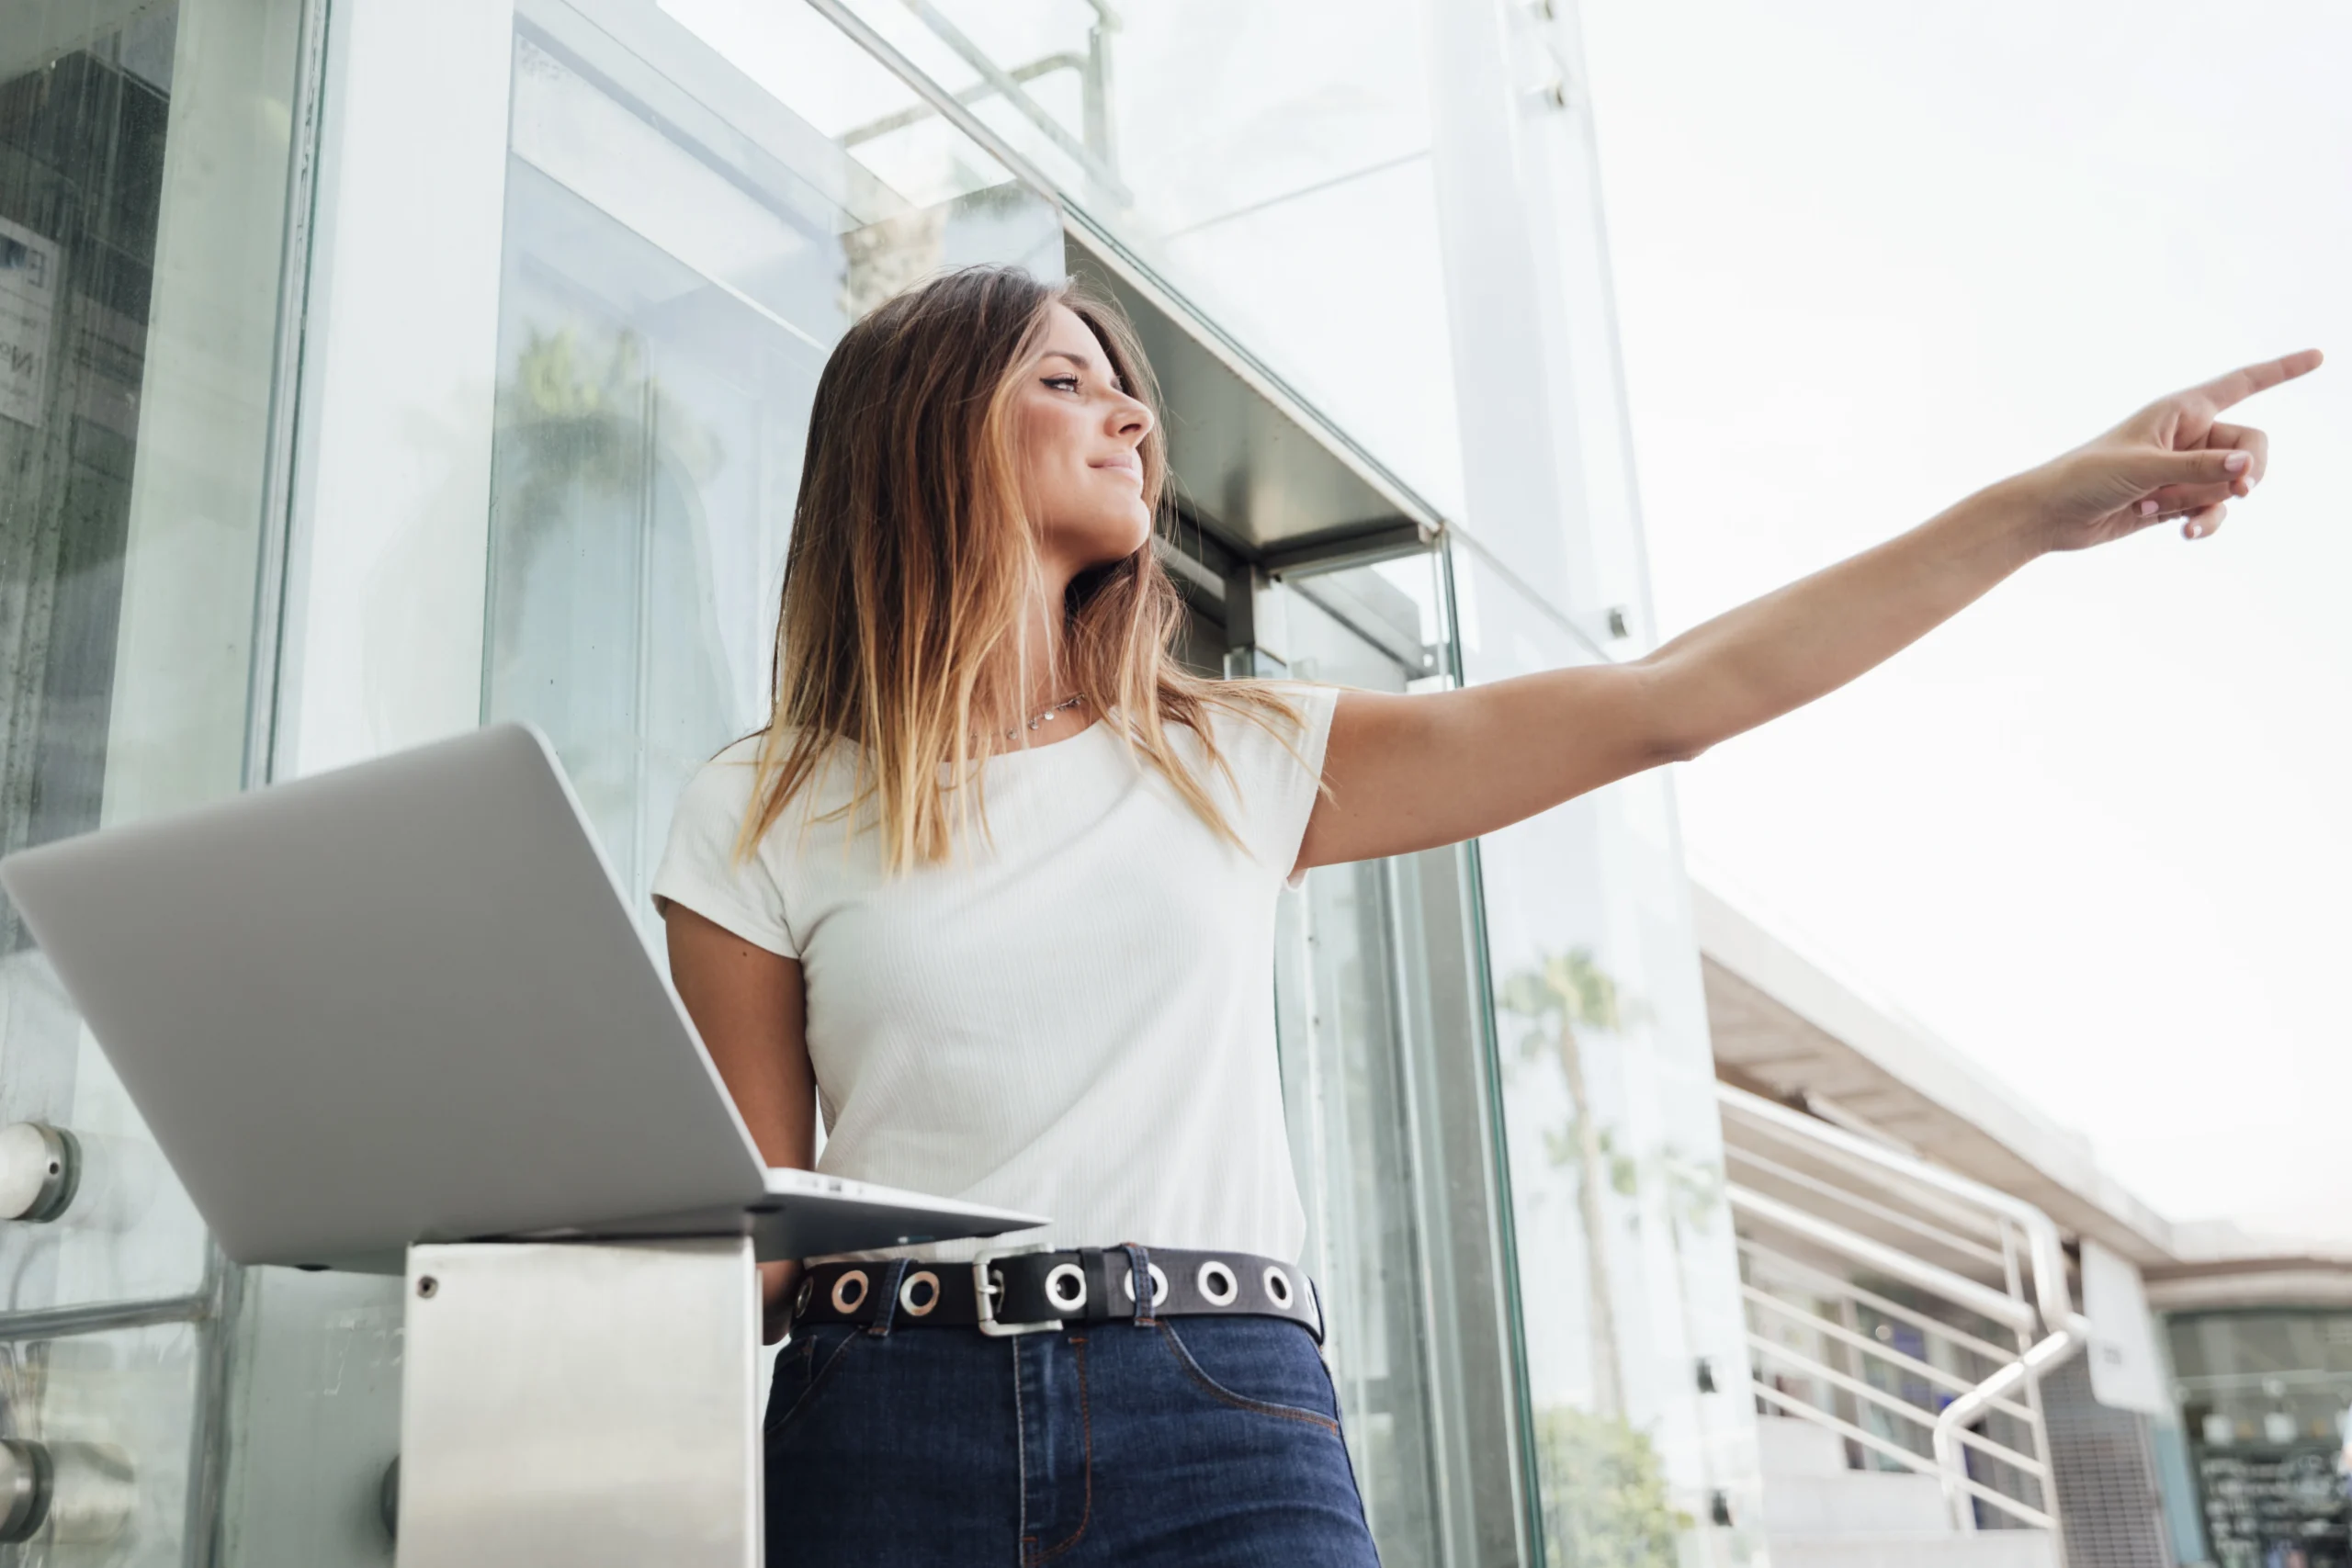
[1295,350,2323,874]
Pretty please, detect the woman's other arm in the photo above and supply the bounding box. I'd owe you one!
[1296,350,2322,872]
[665,902,816,1344]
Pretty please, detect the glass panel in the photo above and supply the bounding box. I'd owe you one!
[217,1269,405,1567]
[0,0,308,1558]
[0,5,189,1314]
[1451,537,1768,1564]
[1271,558,1527,1567]
[669,0,1464,517]
[0,1319,203,1564]
[483,0,1063,948]
[222,6,1065,1557]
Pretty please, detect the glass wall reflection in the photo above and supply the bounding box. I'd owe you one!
[669,0,1465,520]
[484,0,1063,943]
[1452,538,1764,1565]
[0,0,310,1557]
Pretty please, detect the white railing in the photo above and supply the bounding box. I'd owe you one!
[1719,1083,2091,1549]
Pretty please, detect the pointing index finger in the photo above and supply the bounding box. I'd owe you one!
[2190,348,2325,412]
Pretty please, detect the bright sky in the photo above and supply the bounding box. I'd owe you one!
[1578,0,2352,1242]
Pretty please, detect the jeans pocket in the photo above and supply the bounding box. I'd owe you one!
[1158,1318,1340,1432]
[767,1325,861,1437]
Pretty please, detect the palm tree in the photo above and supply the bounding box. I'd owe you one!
[1499,946,1628,1420]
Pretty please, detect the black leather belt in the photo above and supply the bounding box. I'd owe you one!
[789,1244,1323,1343]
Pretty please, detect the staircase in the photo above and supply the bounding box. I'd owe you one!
[1717,1084,2089,1568]
[1759,1416,2061,1568]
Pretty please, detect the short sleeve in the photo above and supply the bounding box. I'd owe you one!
[1216,684,1339,892]
[650,742,798,958]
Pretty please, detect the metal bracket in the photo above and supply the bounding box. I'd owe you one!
[0,1438,133,1546]
[397,1237,759,1566]
[0,1123,79,1224]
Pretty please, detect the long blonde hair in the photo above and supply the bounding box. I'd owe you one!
[734,265,1301,873]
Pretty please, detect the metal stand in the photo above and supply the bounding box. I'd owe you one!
[396,1236,760,1567]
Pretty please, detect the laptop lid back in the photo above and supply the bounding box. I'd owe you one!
[0,724,771,1268]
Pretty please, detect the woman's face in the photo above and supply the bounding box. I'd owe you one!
[1012,302,1156,574]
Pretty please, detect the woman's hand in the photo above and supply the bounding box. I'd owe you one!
[2023,349,2323,549]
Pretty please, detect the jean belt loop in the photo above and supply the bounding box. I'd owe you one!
[868,1258,910,1337]
[1122,1243,1155,1328]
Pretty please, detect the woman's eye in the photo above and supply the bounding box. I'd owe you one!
[1045,375,1080,393]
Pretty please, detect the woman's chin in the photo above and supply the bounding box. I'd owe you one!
[1053,517,1153,570]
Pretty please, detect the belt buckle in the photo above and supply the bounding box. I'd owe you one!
[971,1243,1063,1337]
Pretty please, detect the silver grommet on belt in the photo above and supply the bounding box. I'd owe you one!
[831,1269,869,1314]
[1263,1266,1294,1308]
[794,1274,816,1316]
[1120,1264,1170,1306]
[899,1269,940,1317]
[1197,1259,1238,1306]
[1044,1262,1088,1313]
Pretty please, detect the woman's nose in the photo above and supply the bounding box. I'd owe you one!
[1109,392,1152,441]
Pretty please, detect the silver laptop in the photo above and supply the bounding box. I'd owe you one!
[0,723,1044,1272]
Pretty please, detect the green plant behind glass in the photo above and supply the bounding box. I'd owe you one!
[1532,1404,1692,1568]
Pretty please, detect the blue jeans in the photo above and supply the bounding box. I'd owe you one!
[763,1311,1383,1565]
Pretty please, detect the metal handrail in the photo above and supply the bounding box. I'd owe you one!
[1747,1333,2050,1479]
[893,0,1131,199]
[1720,1083,2088,1546]
[1720,1084,2083,1334]
[1741,1287,2037,1421]
[1725,1141,2011,1269]
[1752,1380,2058,1530]
[1736,1238,2025,1365]
[1728,1094,2012,1245]
[1727,1186,2035,1333]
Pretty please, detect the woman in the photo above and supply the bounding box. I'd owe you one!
[654,265,2316,1564]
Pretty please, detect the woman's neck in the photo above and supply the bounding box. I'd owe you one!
[993,560,1091,747]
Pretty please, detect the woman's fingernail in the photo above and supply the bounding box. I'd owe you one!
[2139,498,2159,515]
[2224,451,2252,471]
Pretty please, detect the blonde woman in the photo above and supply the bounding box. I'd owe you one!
[652,265,2315,1564]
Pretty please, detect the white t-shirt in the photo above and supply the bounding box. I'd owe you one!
[650,685,1340,1265]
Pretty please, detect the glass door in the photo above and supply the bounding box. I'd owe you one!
[1261,557,1532,1568]
[0,0,313,1562]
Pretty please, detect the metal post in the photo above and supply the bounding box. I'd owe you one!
[396,1237,760,1567]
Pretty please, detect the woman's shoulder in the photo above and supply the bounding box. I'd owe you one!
[691,726,854,774]
[672,728,855,829]
[705,731,767,769]
[659,727,846,877]
[673,732,768,807]
[1193,681,1338,753]
[1158,683,1337,817]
